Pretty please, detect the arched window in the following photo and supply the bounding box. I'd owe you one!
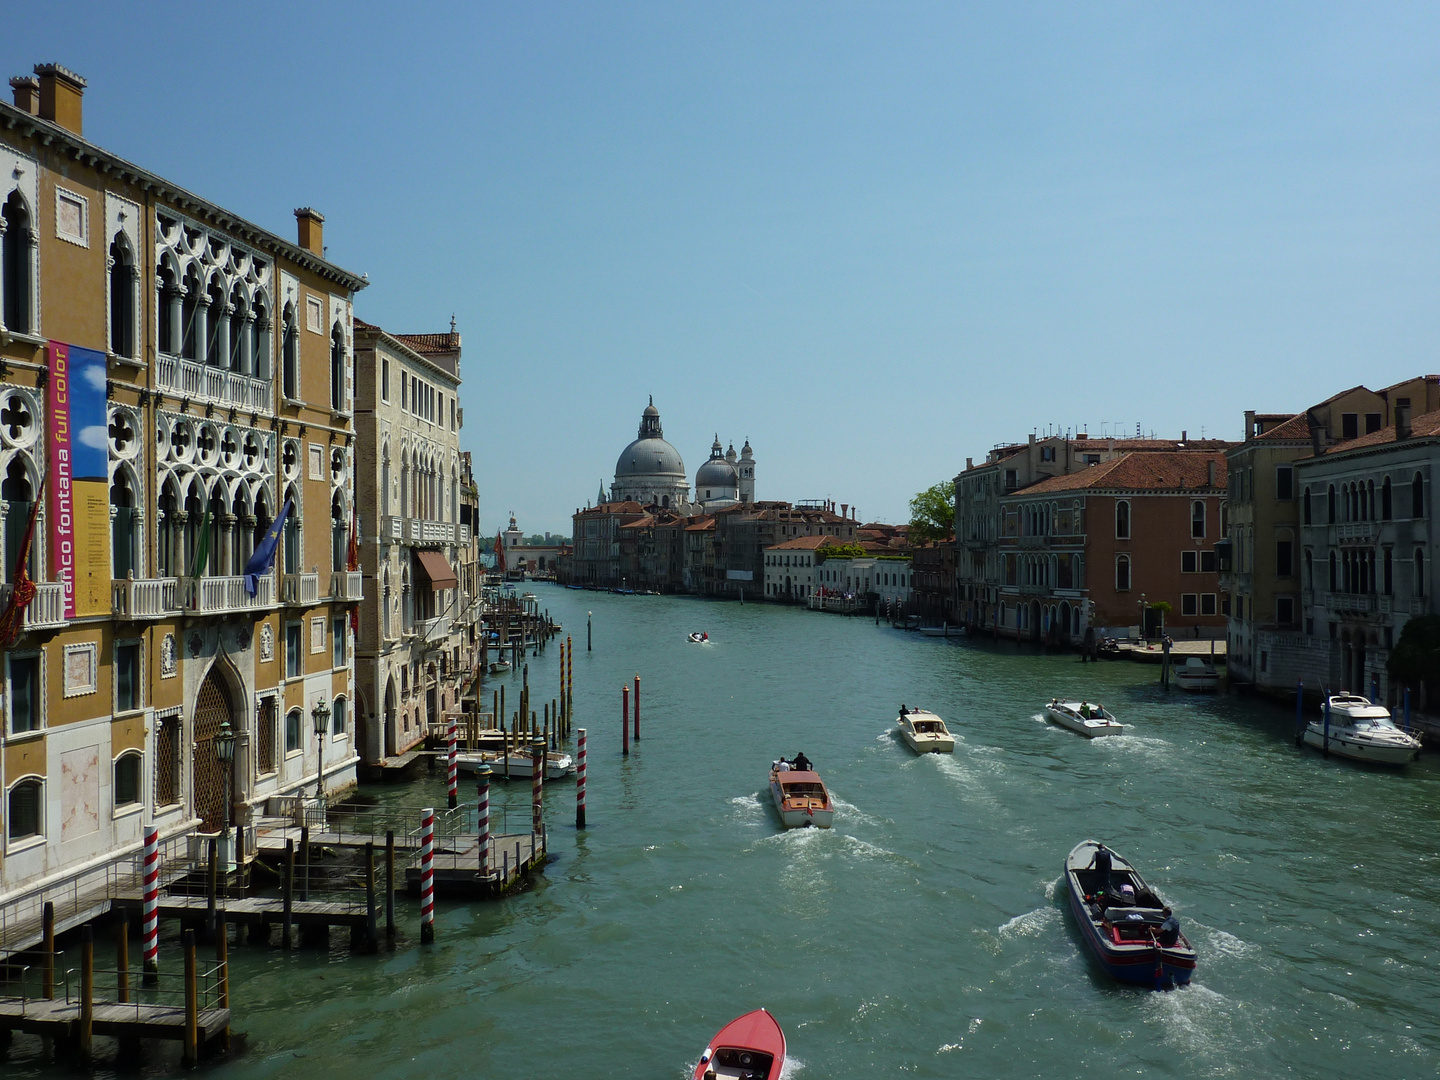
[1383,547,1392,595]
[331,491,346,573]
[330,323,345,412]
[204,277,224,366]
[1381,476,1392,520]
[1327,484,1337,523]
[1191,500,1206,539]
[1304,549,1313,590]
[7,776,42,841]
[282,303,299,400]
[109,233,136,358]
[111,467,138,579]
[180,267,201,360]
[156,264,177,354]
[114,752,142,808]
[332,695,347,737]
[1328,550,1337,591]
[2,458,37,584]
[228,286,247,372]
[250,297,269,380]
[283,484,302,574]
[285,707,303,753]
[1115,553,1131,591]
[1115,500,1130,540]
[1416,549,1426,597]
[1413,472,1425,520]
[2,191,34,334]
[1303,487,1312,525]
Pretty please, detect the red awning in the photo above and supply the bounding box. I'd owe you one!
[414,550,459,590]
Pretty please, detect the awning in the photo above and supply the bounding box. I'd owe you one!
[414,550,459,590]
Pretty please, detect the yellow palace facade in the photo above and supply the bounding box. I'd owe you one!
[0,64,365,916]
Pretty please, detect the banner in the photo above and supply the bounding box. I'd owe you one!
[47,343,110,618]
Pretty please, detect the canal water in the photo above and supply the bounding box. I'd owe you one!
[11,586,1440,1078]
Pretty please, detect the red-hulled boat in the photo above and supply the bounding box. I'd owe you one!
[694,1008,785,1080]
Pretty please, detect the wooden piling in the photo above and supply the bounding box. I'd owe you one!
[206,837,219,941]
[634,674,641,741]
[386,829,396,947]
[365,841,378,951]
[567,636,573,726]
[300,824,311,901]
[116,907,130,1003]
[41,900,54,999]
[477,764,492,879]
[447,718,459,809]
[283,838,295,949]
[531,737,544,833]
[79,924,94,1060]
[622,684,630,756]
[216,911,231,1053]
[182,929,198,1066]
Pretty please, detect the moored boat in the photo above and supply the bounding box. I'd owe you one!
[694,1008,785,1080]
[456,748,575,779]
[1303,693,1421,766]
[768,762,833,828]
[919,623,965,637]
[1174,656,1220,692]
[1046,699,1124,737]
[897,708,955,753]
[489,660,512,675]
[1064,839,1196,989]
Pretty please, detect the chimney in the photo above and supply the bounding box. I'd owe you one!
[9,75,39,115]
[1307,409,1325,456]
[840,504,848,519]
[1181,429,1188,444]
[1396,403,1412,440]
[294,207,325,256]
[966,457,973,470]
[33,63,85,135]
[1207,460,1216,487]
[1244,410,1256,440]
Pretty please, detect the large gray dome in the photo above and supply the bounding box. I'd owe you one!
[616,437,685,478]
[696,455,737,487]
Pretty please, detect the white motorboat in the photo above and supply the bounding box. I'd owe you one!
[1046,700,1125,738]
[1303,694,1421,766]
[768,763,834,828]
[489,660,512,675]
[1174,657,1219,692]
[897,709,955,753]
[456,748,576,779]
[919,624,965,637]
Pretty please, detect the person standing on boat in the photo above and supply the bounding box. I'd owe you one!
[792,751,812,772]
[1158,907,1180,947]
[1092,843,1113,895]
[899,704,909,717]
[774,758,791,772]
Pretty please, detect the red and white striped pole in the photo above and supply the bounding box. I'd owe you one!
[476,764,492,879]
[531,737,544,834]
[622,684,630,756]
[566,636,573,729]
[576,728,587,829]
[446,719,459,809]
[141,825,160,986]
[419,808,435,944]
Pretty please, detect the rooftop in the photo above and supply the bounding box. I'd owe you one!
[1016,451,1228,495]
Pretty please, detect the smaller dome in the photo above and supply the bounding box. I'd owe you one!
[725,443,737,464]
[697,456,738,488]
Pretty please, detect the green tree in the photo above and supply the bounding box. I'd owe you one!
[816,543,868,561]
[908,481,955,544]
[1388,615,1440,701]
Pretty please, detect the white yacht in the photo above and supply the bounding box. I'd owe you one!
[1303,693,1421,766]
[897,709,956,753]
[1174,656,1219,692]
[1045,700,1125,738]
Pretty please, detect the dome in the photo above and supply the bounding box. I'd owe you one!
[616,437,685,478]
[696,455,738,488]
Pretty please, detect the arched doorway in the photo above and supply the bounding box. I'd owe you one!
[1029,600,1042,643]
[384,676,398,757]
[192,668,239,834]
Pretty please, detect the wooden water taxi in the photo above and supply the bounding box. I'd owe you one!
[694,1008,785,1080]
[1046,699,1125,737]
[897,708,955,753]
[768,764,833,828]
[1064,839,1196,989]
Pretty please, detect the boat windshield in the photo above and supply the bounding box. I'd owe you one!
[913,721,944,733]
[1354,714,1398,730]
[782,782,826,798]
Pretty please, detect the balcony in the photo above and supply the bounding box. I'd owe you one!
[281,572,319,606]
[112,576,181,619]
[411,615,452,643]
[156,354,273,415]
[1324,592,1375,614]
[331,571,364,600]
[383,516,403,542]
[0,581,67,630]
[181,574,275,615]
[1333,522,1375,543]
[384,517,465,546]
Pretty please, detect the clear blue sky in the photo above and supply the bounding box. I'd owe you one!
[9,4,1440,534]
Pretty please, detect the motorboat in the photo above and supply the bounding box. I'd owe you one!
[687,632,712,644]
[768,763,834,829]
[1064,839,1196,989]
[488,660,512,675]
[1045,700,1125,737]
[919,624,965,637]
[694,1008,785,1080]
[1174,656,1219,692]
[1303,693,1421,766]
[897,709,955,753]
[457,748,575,779]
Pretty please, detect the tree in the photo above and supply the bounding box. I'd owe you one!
[908,481,955,544]
[1389,615,1440,706]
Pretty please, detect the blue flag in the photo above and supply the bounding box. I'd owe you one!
[244,499,293,596]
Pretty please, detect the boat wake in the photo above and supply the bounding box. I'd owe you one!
[995,906,1058,940]
[1140,982,1274,1068]
[777,1055,805,1079]
[727,793,765,827]
[1193,925,1259,961]
[1095,734,1173,761]
[933,755,1001,807]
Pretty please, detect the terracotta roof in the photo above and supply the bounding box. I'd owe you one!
[1016,451,1228,495]
[1255,413,1310,441]
[579,501,645,515]
[685,518,716,532]
[1313,407,1440,455]
[393,332,460,355]
[767,536,831,551]
[619,514,656,530]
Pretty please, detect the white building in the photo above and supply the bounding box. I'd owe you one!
[763,536,827,601]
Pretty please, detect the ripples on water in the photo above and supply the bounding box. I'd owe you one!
[10,588,1440,1079]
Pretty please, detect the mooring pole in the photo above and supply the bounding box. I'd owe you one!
[622,684,630,756]
[300,824,311,902]
[531,737,545,834]
[567,636,574,727]
[385,829,396,948]
[420,807,435,944]
[283,838,295,950]
[1323,692,1331,757]
[365,841,378,951]
[41,900,54,999]
[477,764,492,880]
[447,718,459,810]
[587,611,592,651]
[116,906,130,1003]
[216,911,231,1052]
[79,924,94,1061]
[182,929,198,1066]
[1404,687,1412,733]
[634,674,641,741]
[142,826,160,986]
[577,728,587,829]
[1295,680,1305,747]
[206,837,218,941]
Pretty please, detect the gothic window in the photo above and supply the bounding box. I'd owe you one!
[180,266,201,360]
[1416,548,1426,597]
[1303,486,1312,525]
[1327,484,1337,523]
[1382,477,1392,520]
[251,297,269,380]
[229,285,247,372]
[110,466,138,579]
[282,303,299,399]
[2,191,34,334]
[1115,553,1131,592]
[2,458,36,583]
[156,263,177,354]
[283,484,302,574]
[331,491,346,573]
[330,323,345,412]
[205,277,224,366]
[1191,500,1206,539]
[109,233,136,357]
[1115,500,1130,540]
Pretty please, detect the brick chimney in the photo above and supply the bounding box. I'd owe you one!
[9,75,39,115]
[34,63,86,135]
[1244,410,1256,440]
[294,207,325,256]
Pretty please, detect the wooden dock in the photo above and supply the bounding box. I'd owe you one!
[0,995,230,1043]
[404,830,546,898]
[111,894,369,932]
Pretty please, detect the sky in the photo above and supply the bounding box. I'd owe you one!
[9,4,1440,535]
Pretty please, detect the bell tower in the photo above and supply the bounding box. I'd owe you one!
[738,438,756,504]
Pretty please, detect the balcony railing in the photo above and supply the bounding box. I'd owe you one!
[1324,592,1375,613]
[0,581,67,630]
[182,574,275,614]
[1334,522,1376,543]
[282,572,320,606]
[156,353,273,414]
[331,571,363,600]
[112,576,181,619]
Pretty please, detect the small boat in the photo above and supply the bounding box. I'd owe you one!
[687,632,711,644]
[694,1008,785,1080]
[897,708,955,753]
[1064,839,1196,989]
[1302,693,1421,766]
[1046,699,1125,738]
[488,660,512,675]
[919,624,965,637]
[457,749,575,779]
[768,763,834,828]
[1174,656,1219,692]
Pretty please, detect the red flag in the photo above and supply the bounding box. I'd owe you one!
[347,508,360,572]
[494,530,506,573]
[0,472,47,650]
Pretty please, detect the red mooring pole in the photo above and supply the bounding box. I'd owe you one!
[576,728,587,829]
[633,674,641,741]
[446,719,459,809]
[622,684,630,756]
[531,737,544,834]
[142,825,160,986]
[420,808,435,944]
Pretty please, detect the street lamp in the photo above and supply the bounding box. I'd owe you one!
[215,718,236,868]
[311,696,331,807]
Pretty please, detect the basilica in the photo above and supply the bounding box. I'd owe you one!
[605,398,755,512]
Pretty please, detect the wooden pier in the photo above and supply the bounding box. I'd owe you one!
[405,829,545,898]
[0,996,230,1045]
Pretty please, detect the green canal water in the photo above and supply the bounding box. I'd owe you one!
[11,586,1440,1078]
